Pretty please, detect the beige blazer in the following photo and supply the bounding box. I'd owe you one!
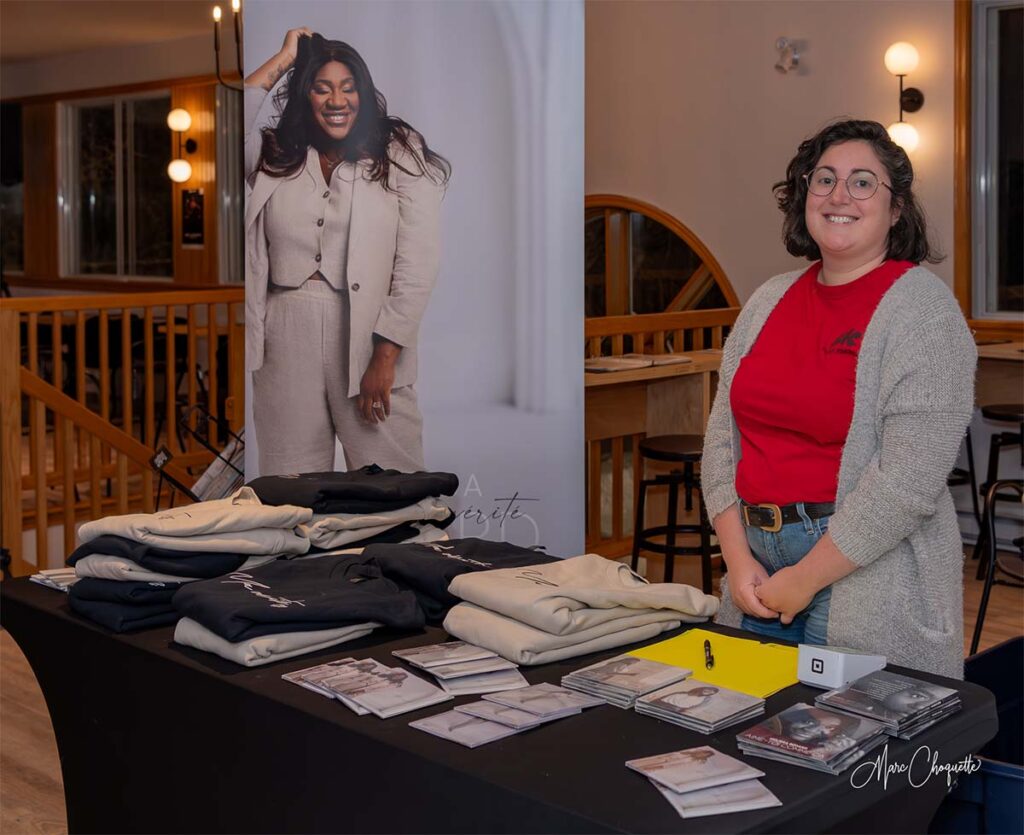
[244,85,443,397]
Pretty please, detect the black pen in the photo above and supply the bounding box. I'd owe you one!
[704,638,715,670]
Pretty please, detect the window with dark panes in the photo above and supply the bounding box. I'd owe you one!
[63,92,172,278]
[973,1,1023,317]
[1,103,24,274]
[584,211,607,318]
[995,5,1022,312]
[584,200,732,318]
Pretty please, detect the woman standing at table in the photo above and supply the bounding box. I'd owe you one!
[244,29,450,476]
[701,120,975,678]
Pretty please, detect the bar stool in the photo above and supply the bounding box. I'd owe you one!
[973,403,1024,579]
[970,479,1024,655]
[630,434,714,593]
[947,426,981,529]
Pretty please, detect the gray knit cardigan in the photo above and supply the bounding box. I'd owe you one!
[701,265,977,679]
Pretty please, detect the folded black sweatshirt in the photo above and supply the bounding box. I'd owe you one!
[246,466,459,514]
[70,576,185,605]
[68,580,181,633]
[68,535,252,579]
[357,538,557,622]
[172,555,424,642]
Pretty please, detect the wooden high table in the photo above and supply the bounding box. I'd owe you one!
[585,350,722,438]
[975,341,1024,405]
[585,351,722,569]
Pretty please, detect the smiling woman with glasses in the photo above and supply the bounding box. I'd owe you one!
[700,119,977,679]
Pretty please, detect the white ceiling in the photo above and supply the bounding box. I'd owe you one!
[1,1,218,64]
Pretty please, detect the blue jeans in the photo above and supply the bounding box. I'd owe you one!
[739,505,832,645]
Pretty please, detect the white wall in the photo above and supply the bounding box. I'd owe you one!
[1,35,217,99]
[586,0,955,301]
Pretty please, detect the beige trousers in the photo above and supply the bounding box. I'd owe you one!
[253,280,424,476]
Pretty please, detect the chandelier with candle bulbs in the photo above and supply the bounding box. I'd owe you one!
[212,0,243,91]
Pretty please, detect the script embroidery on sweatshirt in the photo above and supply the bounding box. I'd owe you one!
[513,569,559,587]
[423,542,493,569]
[222,572,306,608]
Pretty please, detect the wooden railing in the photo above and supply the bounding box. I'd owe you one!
[584,308,739,560]
[585,308,738,359]
[0,288,245,577]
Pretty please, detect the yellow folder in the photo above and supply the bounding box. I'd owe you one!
[627,628,798,698]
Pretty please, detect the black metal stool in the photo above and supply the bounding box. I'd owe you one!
[970,479,1024,655]
[947,425,981,529]
[973,403,1024,579]
[630,434,714,593]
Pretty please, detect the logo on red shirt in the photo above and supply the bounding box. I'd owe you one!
[827,328,863,356]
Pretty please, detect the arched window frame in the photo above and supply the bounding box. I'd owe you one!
[585,193,740,318]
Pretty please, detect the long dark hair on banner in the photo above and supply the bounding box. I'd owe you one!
[258,33,451,190]
[772,119,941,264]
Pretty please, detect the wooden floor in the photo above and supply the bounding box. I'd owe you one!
[1,553,1021,834]
[1,630,66,835]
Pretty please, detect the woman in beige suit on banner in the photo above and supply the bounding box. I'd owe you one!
[245,29,450,476]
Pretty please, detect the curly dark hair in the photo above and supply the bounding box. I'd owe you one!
[258,33,451,190]
[772,119,942,264]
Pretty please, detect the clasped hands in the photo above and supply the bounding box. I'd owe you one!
[728,557,816,624]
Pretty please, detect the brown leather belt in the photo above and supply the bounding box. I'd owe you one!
[740,500,835,533]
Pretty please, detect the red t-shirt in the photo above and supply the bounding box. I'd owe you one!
[730,260,913,505]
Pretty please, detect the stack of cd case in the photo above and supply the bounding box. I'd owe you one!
[636,678,765,733]
[561,654,690,708]
[814,670,961,740]
[737,703,887,775]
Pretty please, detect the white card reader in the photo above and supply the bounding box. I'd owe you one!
[797,644,887,690]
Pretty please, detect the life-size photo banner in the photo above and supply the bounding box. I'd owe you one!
[243,0,584,555]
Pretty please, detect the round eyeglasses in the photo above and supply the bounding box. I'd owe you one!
[803,167,893,200]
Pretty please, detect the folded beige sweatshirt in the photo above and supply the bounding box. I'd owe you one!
[173,617,379,667]
[443,602,681,665]
[298,498,451,549]
[78,487,311,555]
[447,554,718,635]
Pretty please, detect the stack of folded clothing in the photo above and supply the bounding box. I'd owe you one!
[172,555,426,667]
[246,466,460,549]
[300,498,454,550]
[68,577,184,632]
[355,538,557,622]
[68,535,283,584]
[443,554,719,665]
[75,486,311,562]
[66,487,311,632]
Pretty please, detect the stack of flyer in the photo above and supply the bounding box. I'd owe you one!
[29,567,79,592]
[814,670,961,739]
[410,683,604,748]
[737,702,887,775]
[282,657,451,718]
[636,678,765,733]
[392,641,528,695]
[626,746,781,819]
[561,654,691,708]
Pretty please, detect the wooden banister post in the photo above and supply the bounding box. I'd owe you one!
[0,307,27,577]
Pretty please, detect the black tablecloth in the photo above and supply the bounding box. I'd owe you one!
[1,579,998,834]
